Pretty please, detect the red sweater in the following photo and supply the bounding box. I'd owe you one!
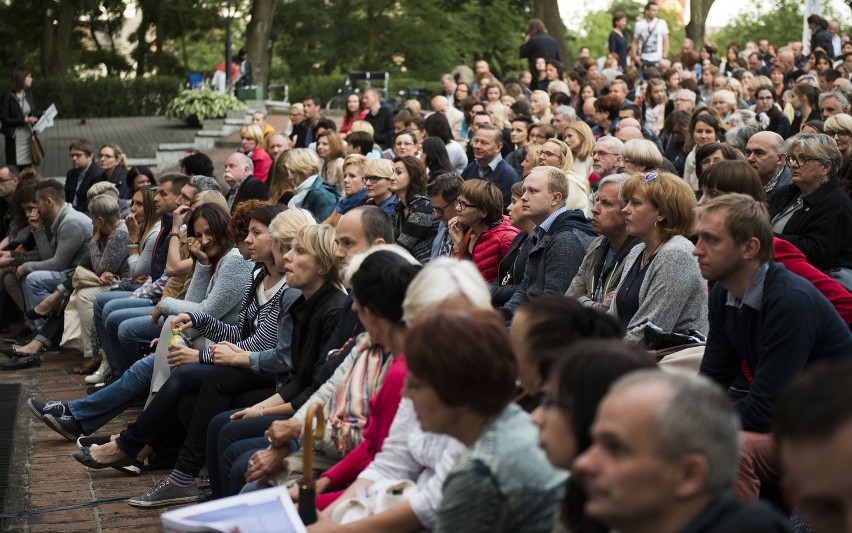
[317,355,407,509]
[456,217,520,283]
[775,237,852,324]
[250,147,273,183]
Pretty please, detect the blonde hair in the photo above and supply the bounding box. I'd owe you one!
[240,124,265,146]
[269,208,316,252]
[293,224,341,287]
[362,158,393,178]
[100,143,128,168]
[343,153,368,173]
[193,189,228,211]
[542,138,575,174]
[531,90,552,121]
[622,139,664,171]
[88,194,120,222]
[87,181,119,200]
[566,121,595,160]
[283,148,322,182]
[486,101,511,129]
[350,120,375,136]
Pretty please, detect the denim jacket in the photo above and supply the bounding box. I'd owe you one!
[434,404,567,533]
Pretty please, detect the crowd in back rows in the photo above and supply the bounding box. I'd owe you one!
[2,7,852,531]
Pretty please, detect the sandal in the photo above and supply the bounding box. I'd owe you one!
[74,352,102,375]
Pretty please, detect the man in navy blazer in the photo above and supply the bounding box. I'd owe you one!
[461,124,520,211]
[64,139,105,215]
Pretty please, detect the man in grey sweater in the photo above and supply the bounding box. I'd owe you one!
[500,166,595,321]
[19,180,92,352]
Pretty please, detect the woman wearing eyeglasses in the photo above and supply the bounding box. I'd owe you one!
[392,130,418,159]
[363,158,397,217]
[390,156,439,264]
[769,133,852,274]
[447,179,519,283]
[609,172,708,345]
[824,114,852,196]
[98,144,130,199]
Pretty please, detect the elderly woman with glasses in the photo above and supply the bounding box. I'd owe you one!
[609,171,708,345]
[447,179,520,283]
[769,133,852,274]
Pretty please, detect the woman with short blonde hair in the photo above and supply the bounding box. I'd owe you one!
[323,153,369,227]
[240,123,273,182]
[285,148,339,221]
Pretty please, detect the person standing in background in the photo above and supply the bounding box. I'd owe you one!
[0,67,38,169]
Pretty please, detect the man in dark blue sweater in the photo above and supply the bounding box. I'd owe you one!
[693,194,852,500]
[461,124,520,212]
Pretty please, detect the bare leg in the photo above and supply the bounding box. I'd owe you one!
[89,440,128,463]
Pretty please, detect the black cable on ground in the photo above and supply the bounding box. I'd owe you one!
[0,495,135,518]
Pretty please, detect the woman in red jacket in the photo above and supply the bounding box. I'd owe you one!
[449,179,520,283]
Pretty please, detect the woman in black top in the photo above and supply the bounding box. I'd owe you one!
[0,67,37,168]
[607,12,629,71]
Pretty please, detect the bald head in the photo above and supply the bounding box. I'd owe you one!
[616,126,644,143]
[746,131,786,184]
[431,95,449,115]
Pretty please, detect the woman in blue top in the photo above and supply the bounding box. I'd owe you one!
[607,12,629,71]
[286,148,340,222]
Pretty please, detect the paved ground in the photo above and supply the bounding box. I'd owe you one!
[0,343,170,532]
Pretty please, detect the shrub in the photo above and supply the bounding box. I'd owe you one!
[31,77,184,118]
[165,88,246,121]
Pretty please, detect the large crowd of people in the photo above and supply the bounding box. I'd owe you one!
[5,5,852,531]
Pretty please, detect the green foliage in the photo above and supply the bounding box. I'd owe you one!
[709,0,844,51]
[576,3,685,61]
[31,77,184,118]
[165,88,247,121]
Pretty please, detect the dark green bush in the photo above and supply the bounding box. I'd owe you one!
[31,77,184,118]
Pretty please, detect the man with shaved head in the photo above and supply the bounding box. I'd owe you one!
[431,94,465,140]
[615,125,644,143]
[745,131,789,205]
[591,136,624,179]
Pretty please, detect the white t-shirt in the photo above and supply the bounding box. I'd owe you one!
[634,17,669,63]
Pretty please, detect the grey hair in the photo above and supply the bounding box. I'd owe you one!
[675,89,697,103]
[189,175,222,193]
[343,244,418,288]
[786,132,842,177]
[711,89,737,107]
[610,370,742,495]
[727,109,760,129]
[402,257,491,324]
[725,125,759,152]
[819,90,851,111]
[232,152,254,175]
[554,106,577,121]
[597,135,624,154]
[87,194,121,222]
[596,173,631,206]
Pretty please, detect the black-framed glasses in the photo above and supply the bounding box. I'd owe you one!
[364,175,390,184]
[826,129,852,138]
[456,199,476,211]
[788,155,817,167]
[539,150,560,159]
[433,196,458,217]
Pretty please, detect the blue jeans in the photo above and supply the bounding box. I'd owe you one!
[68,354,155,435]
[24,270,62,337]
[93,291,156,375]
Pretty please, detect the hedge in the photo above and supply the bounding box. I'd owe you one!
[31,77,184,119]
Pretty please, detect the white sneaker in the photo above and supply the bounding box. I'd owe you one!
[84,358,111,384]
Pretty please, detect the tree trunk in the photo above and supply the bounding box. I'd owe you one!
[41,1,77,77]
[686,0,714,47]
[532,0,569,67]
[155,0,164,73]
[245,0,277,96]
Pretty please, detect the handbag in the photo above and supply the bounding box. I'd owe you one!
[30,132,43,166]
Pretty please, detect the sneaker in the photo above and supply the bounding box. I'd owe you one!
[77,435,112,449]
[126,476,199,508]
[42,414,84,442]
[27,399,69,420]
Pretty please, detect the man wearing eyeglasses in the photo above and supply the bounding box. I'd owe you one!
[591,136,624,181]
[744,132,789,205]
[426,173,463,260]
[64,139,105,215]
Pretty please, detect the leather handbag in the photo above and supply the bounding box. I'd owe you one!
[30,132,43,165]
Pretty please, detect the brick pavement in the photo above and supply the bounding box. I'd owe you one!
[0,345,175,532]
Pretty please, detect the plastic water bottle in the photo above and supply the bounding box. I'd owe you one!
[169,327,188,347]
